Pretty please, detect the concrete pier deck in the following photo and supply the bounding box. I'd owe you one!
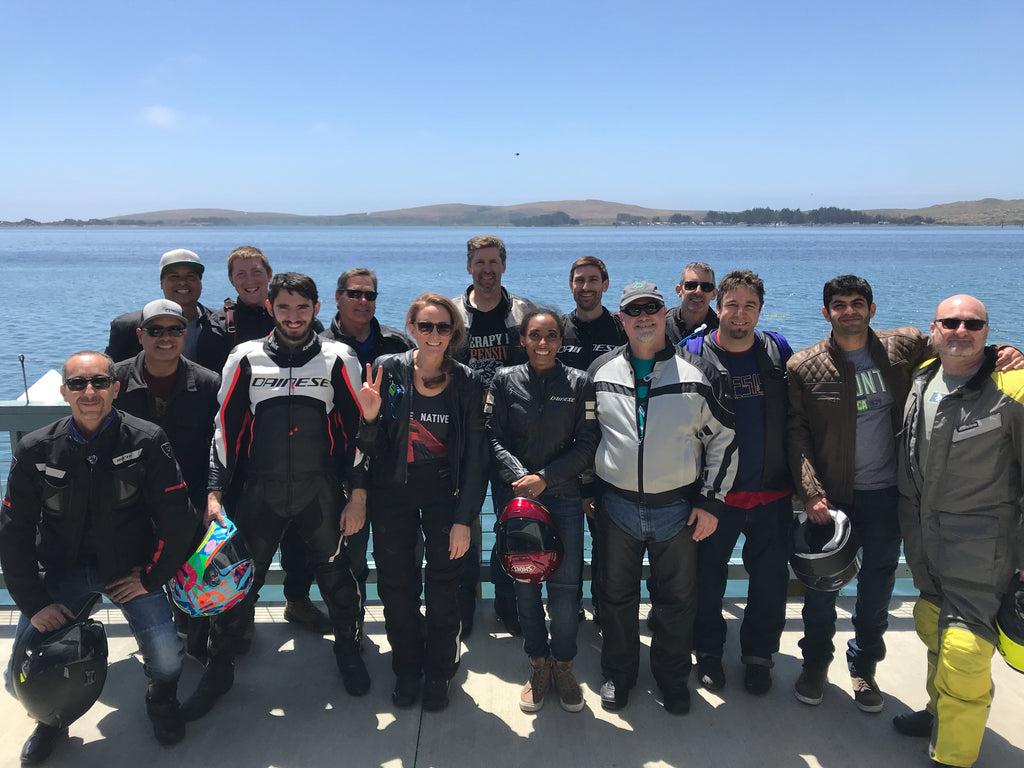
[0,596,1021,768]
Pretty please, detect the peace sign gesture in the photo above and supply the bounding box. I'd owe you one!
[358,363,384,422]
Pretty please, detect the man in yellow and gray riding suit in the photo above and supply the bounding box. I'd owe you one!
[896,294,1024,768]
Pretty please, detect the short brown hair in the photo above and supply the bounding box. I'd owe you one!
[467,235,507,266]
[227,246,270,277]
[716,269,765,309]
[570,256,609,283]
[336,267,378,292]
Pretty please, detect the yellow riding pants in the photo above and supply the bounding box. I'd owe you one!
[913,598,995,768]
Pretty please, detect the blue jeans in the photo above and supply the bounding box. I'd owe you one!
[694,496,793,665]
[501,490,584,662]
[599,489,696,692]
[5,564,183,696]
[800,486,902,676]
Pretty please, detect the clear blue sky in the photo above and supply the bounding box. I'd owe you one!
[2,0,1021,220]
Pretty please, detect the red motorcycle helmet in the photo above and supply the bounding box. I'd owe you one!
[496,497,564,584]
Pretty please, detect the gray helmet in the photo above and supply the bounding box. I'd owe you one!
[790,508,861,592]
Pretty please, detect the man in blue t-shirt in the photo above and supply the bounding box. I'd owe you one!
[687,270,794,697]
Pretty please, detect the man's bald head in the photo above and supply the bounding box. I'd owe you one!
[931,294,989,373]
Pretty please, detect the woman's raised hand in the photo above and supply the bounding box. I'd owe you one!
[358,363,384,422]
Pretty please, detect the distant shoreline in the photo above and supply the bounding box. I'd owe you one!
[3,197,1022,228]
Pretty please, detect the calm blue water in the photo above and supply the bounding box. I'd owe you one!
[1,225,1021,597]
[2,226,1022,391]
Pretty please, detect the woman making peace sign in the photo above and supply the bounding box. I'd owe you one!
[356,292,487,712]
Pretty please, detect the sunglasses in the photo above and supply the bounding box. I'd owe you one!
[64,375,115,391]
[142,325,186,337]
[414,321,453,336]
[343,289,378,301]
[621,301,664,317]
[935,317,987,331]
[683,280,716,293]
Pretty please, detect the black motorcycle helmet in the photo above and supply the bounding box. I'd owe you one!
[790,508,861,592]
[11,597,108,728]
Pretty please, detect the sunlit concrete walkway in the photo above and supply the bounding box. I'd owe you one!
[0,597,1021,768]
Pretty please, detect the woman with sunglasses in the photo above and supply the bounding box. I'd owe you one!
[356,293,487,712]
[486,308,601,713]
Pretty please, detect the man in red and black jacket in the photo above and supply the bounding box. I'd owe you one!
[1,351,196,760]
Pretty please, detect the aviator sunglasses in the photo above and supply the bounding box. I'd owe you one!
[414,321,453,336]
[142,325,186,337]
[935,317,987,331]
[682,280,716,293]
[621,301,664,317]
[64,375,115,391]
[343,289,378,301]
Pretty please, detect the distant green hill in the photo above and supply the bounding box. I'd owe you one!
[3,198,1022,227]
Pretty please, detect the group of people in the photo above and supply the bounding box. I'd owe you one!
[1,236,1021,768]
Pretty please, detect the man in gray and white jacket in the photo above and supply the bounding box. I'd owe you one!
[588,280,736,716]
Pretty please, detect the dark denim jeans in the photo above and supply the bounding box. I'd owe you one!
[694,495,793,665]
[493,487,584,662]
[5,564,183,696]
[599,489,696,693]
[800,486,902,676]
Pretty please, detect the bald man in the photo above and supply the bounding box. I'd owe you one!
[896,295,1024,768]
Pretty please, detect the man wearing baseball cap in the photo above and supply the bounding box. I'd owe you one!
[106,249,214,364]
[112,299,219,661]
[587,281,736,715]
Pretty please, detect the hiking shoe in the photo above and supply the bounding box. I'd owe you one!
[181,661,234,722]
[852,674,884,713]
[392,673,422,708]
[744,664,772,696]
[599,679,629,711]
[520,656,552,712]
[422,675,451,711]
[494,595,522,636]
[552,659,584,713]
[893,709,934,737]
[284,597,333,635]
[794,665,828,705]
[20,723,66,765]
[697,655,726,691]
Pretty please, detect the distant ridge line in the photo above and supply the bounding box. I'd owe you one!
[3,198,1023,227]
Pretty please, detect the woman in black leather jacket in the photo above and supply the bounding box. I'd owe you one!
[486,309,600,715]
[356,293,486,712]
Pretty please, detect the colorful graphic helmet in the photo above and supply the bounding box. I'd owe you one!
[12,598,108,728]
[171,517,254,616]
[496,497,564,584]
[790,508,861,592]
[996,575,1024,674]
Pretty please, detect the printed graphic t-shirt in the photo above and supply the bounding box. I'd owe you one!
[844,345,897,490]
[408,388,450,463]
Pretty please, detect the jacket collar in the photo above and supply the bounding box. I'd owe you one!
[461,284,510,315]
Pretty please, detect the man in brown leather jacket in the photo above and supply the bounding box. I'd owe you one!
[787,275,1021,716]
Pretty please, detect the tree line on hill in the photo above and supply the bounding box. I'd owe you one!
[0,206,938,228]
